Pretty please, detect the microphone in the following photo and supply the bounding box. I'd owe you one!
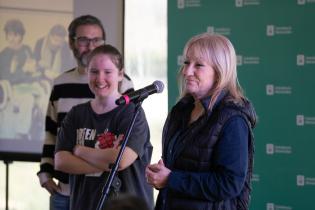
[115,80,164,105]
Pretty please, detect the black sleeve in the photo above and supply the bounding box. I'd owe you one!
[116,104,150,159]
[55,107,77,153]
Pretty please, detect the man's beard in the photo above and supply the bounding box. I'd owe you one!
[73,49,90,67]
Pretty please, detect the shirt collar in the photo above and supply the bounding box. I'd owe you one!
[199,90,228,115]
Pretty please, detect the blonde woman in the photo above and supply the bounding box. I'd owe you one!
[146,33,256,210]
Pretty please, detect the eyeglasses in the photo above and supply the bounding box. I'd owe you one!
[73,36,105,47]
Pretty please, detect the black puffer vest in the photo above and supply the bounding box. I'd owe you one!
[157,93,256,210]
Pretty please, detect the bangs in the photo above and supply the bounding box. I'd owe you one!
[184,40,214,66]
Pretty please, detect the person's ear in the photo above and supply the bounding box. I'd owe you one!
[69,39,75,50]
[118,69,124,82]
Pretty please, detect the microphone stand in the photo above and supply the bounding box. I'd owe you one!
[96,97,145,210]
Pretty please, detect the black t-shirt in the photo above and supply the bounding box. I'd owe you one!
[56,101,154,210]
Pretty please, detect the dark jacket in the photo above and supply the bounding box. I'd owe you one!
[155,92,256,210]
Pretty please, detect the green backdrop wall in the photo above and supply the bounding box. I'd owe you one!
[167,0,315,209]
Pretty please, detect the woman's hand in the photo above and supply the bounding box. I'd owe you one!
[145,159,171,189]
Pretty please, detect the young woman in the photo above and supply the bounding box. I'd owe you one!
[55,44,153,210]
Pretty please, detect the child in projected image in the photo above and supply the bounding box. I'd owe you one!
[0,19,36,84]
[33,24,75,82]
[55,44,154,210]
[0,19,40,141]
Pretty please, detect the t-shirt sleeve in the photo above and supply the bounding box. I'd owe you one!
[116,104,150,159]
[55,107,77,153]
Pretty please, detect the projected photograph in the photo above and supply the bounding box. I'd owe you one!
[0,0,74,155]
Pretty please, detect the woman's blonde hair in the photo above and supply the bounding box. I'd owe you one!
[178,33,245,110]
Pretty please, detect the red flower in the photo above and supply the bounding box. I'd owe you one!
[97,132,116,149]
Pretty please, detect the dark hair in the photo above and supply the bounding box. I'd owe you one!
[4,19,25,36]
[68,14,106,41]
[49,24,67,37]
[104,194,149,210]
[87,44,123,71]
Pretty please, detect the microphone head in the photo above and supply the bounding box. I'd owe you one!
[153,80,164,93]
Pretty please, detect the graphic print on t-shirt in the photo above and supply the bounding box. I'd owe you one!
[95,128,124,149]
[76,127,124,177]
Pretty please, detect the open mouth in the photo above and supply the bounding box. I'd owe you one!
[96,84,108,89]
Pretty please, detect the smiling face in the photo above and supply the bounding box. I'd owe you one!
[181,50,216,99]
[88,54,123,100]
[179,33,241,109]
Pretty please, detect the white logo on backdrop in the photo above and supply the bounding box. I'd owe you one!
[297,0,315,5]
[252,174,260,182]
[178,0,185,9]
[267,25,275,36]
[296,54,315,65]
[297,174,315,186]
[236,0,243,7]
[267,25,292,36]
[266,143,292,155]
[177,0,201,9]
[237,55,243,65]
[297,0,306,4]
[266,84,292,95]
[297,175,305,186]
[267,203,292,210]
[296,114,315,126]
[207,26,231,36]
[297,54,305,66]
[296,115,305,126]
[266,144,274,154]
[177,55,184,66]
[207,26,215,34]
[235,0,260,7]
[266,84,274,95]
[267,203,274,210]
[237,55,260,65]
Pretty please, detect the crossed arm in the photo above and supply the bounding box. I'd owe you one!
[55,146,138,175]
